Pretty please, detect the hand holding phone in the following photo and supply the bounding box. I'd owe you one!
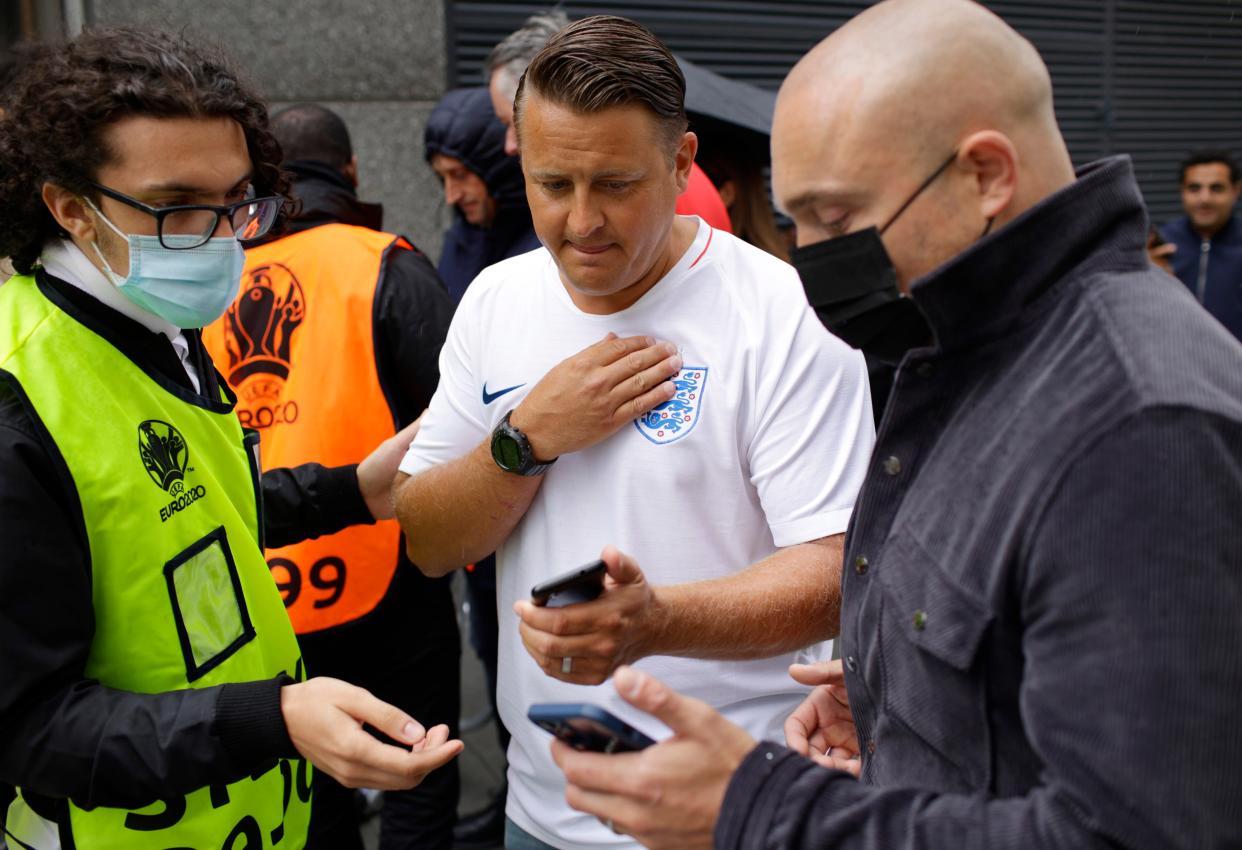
[514,546,654,686]
[529,703,655,753]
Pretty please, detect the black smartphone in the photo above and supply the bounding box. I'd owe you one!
[528,703,655,753]
[530,559,606,608]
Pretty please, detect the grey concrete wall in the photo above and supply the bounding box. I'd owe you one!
[87,0,452,260]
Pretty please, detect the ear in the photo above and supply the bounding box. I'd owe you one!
[674,131,698,194]
[42,182,97,243]
[342,155,359,188]
[956,130,1018,222]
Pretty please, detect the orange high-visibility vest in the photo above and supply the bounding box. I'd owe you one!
[203,223,413,634]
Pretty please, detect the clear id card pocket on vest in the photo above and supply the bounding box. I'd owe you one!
[164,526,256,681]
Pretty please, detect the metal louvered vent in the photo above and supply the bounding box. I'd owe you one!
[1112,1,1242,220]
[450,1,1241,223]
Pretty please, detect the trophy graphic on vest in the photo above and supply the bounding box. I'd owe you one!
[138,419,189,493]
[222,263,305,430]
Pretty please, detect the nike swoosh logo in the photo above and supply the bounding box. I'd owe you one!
[482,382,526,405]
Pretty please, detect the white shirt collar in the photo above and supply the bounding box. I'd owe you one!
[40,238,181,342]
[40,238,200,393]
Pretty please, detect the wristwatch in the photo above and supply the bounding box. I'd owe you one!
[491,410,557,476]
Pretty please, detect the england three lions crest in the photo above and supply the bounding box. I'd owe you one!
[635,366,708,445]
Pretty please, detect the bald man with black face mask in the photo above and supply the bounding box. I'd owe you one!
[543,2,1242,849]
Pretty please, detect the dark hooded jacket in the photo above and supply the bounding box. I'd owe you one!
[424,87,540,302]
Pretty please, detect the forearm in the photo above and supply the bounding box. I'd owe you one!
[395,439,542,576]
[262,463,372,549]
[1,677,294,809]
[718,744,1121,850]
[645,535,843,661]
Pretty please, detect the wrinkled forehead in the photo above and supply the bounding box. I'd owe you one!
[520,95,666,169]
[1183,162,1235,186]
[98,115,251,189]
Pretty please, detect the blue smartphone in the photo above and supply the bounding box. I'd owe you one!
[528,703,655,753]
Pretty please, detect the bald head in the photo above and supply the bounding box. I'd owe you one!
[774,0,1075,287]
[785,0,1056,161]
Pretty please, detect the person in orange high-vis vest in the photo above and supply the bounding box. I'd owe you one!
[204,104,459,850]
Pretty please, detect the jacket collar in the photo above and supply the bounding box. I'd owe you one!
[281,160,384,235]
[909,155,1149,353]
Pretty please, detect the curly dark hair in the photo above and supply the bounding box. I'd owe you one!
[0,26,290,275]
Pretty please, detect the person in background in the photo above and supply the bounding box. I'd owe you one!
[698,136,789,260]
[425,87,540,303]
[547,2,1242,848]
[486,8,733,234]
[1159,149,1242,341]
[0,27,460,850]
[202,103,460,850]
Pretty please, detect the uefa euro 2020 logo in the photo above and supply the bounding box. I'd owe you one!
[138,419,208,522]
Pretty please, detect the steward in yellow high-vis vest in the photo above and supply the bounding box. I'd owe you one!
[1,272,311,849]
[0,27,460,850]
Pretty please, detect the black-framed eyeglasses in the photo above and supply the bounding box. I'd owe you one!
[87,181,283,250]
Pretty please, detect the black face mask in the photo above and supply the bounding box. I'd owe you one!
[791,151,966,363]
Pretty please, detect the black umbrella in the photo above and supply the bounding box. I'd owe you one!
[677,54,777,154]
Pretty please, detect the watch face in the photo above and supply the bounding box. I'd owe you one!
[493,432,523,471]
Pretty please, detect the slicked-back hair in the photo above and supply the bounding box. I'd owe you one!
[1180,149,1240,185]
[0,26,291,276]
[513,15,688,157]
[271,103,353,169]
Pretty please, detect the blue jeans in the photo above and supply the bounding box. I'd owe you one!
[504,817,560,850]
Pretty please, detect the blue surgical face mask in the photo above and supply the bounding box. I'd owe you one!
[85,199,244,329]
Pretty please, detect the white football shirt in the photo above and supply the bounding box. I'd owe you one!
[400,218,875,849]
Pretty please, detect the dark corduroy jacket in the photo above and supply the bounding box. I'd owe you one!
[718,157,1242,850]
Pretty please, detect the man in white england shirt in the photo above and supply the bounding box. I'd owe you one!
[394,15,874,850]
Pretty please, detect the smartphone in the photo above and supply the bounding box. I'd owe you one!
[528,703,655,753]
[530,559,606,608]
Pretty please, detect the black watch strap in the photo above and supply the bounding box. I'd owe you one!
[491,410,556,476]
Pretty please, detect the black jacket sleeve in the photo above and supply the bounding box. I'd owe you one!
[0,378,296,810]
[261,462,373,550]
[373,244,455,428]
[717,409,1242,850]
